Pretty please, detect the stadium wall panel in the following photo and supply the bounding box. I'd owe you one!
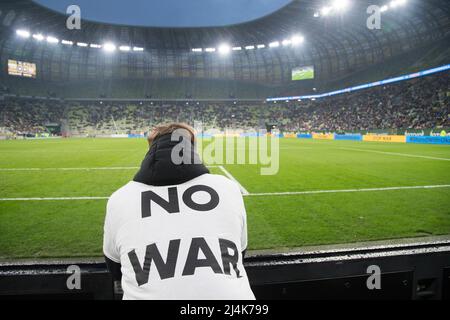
[1,241,449,300]
[297,134,312,139]
[334,134,363,141]
[406,136,450,145]
[312,133,335,140]
[363,135,406,143]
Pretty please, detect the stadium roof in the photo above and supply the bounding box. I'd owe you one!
[0,0,449,85]
[1,0,447,50]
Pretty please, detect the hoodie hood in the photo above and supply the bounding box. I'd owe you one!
[133,133,209,186]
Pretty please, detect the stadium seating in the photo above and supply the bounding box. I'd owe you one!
[0,71,448,135]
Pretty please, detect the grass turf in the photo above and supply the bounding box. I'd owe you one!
[0,137,449,259]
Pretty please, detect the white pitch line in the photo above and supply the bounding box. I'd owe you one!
[340,147,450,161]
[0,196,109,201]
[0,167,140,171]
[0,165,220,171]
[1,184,449,201]
[245,184,450,197]
[214,165,250,195]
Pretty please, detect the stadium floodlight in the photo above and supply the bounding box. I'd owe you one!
[257,44,265,49]
[232,46,242,51]
[313,11,320,18]
[77,42,88,47]
[16,29,30,38]
[32,33,44,41]
[389,0,398,8]
[282,39,292,46]
[103,42,116,52]
[192,48,203,52]
[391,0,406,7]
[269,41,280,48]
[46,36,59,44]
[321,6,332,16]
[205,47,216,52]
[133,47,144,52]
[61,40,73,45]
[380,5,389,12]
[244,45,255,50]
[90,43,102,48]
[332,0,350,11]
[291,35,304,46]
[218,44,231,55]
[119,46,131,52]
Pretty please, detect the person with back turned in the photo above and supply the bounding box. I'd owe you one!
[103,123,255,300]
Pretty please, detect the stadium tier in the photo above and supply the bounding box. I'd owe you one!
[1,70,448,135]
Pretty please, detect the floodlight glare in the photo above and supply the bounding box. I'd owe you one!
[61,40,73,45]
[218,44,231,54]
[133,47,144,52]
[282,39,292,46]
[257,44,265,49]
[205,47,216,52]
[33,34,44,41]
[269,41,280,48]
[90,44,102,48]
[16,29,30,38]
[46,36,59,44]
[380,5,389,12]
[103,42,116,52]
[244,45,255,50]
[232,46,242,51]
[332,0,350,11]
[77,42,88,47]
[192,48,203,52]
[119,46,131,52]
[291,35,304,45]
[390,0,399,8]
[321,6,332,16]
[391,0,406,6]
[390,0,406,8]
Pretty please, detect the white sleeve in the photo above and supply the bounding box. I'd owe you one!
[103,197,121,263]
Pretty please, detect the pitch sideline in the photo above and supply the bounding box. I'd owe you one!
[1,184,449,201]
[340,147,450,161]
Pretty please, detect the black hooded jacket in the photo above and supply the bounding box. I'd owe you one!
[133,133,209,186]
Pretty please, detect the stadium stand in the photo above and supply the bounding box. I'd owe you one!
[1,71,448,135]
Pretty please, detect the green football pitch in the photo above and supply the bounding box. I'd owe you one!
[292,68,314,81]
[0,137,449,259]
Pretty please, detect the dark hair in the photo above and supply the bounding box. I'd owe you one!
[147,123,195,145]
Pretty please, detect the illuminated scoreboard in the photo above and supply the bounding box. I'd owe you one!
[8,59,37,78]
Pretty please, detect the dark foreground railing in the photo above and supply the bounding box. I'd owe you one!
[1,240,449,300]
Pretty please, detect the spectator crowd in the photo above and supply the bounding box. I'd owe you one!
[0,72,448,136]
